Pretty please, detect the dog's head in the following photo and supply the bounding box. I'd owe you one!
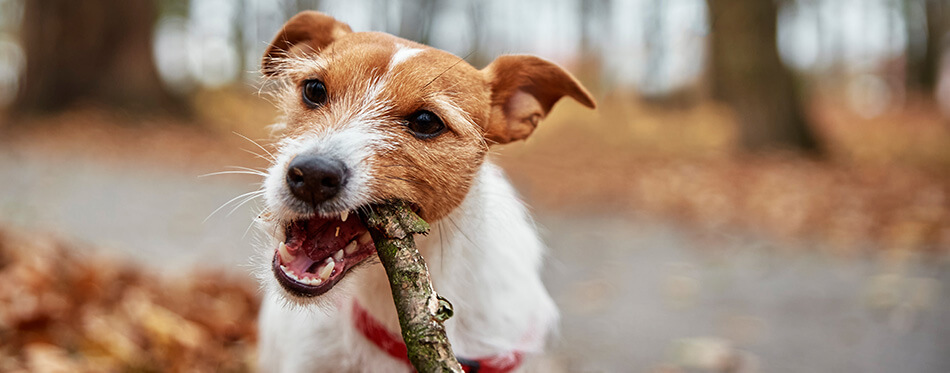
[257,11,595,301]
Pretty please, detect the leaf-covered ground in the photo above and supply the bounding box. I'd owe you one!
[0,228,259,372]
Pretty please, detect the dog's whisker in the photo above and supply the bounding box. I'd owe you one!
[241,148,277,163]
[199,170,267,178]
[227,190,267,217]
[233,131,276,160]
[226,165,270,173]
[205,189,267,223]
[421,51,475,91]
[438,221,446,272]
[356,205,372,221]
[445,215,482,253]
[243,207,264,239]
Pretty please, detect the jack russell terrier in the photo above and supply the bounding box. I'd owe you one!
[254,11,595,372]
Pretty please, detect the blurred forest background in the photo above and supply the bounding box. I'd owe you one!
[0,0,949,372]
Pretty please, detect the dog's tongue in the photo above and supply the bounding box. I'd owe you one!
[285,216,365,259]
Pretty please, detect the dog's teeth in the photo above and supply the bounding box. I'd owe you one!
[340,211,349,222]
[334,249,345,261]
[344,240,359,255]
[318,260,335,280]
[335,227,340,237]
[278,242,295,263]
[358,231,373,245]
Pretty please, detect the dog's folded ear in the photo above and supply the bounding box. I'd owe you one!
[481,55,596,144]
[261,11,352,76]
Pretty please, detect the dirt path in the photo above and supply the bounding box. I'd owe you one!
[0,148,262,277]
[543,217,950,372]
[1,148,947,372]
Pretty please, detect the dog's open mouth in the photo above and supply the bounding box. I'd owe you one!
[272,211,377,297]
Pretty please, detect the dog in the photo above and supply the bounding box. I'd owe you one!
[254,11,595,372]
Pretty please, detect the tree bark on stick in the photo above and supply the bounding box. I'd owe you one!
[361,201,463,373]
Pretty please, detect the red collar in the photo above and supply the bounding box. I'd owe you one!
[351,301,524,373]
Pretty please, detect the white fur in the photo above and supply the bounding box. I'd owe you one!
[257,161,558,372]
[388,46,424,71]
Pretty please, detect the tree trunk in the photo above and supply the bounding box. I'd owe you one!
[13,0,183,116]
[918,0,946,92]
[708,0,821,153]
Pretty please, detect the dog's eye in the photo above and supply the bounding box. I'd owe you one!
[406,110,446,139]
[301,79,328,108]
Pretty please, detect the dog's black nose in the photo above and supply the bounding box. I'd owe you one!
[286,155,347,206]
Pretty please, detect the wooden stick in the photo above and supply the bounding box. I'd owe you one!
[361,200,463,373]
